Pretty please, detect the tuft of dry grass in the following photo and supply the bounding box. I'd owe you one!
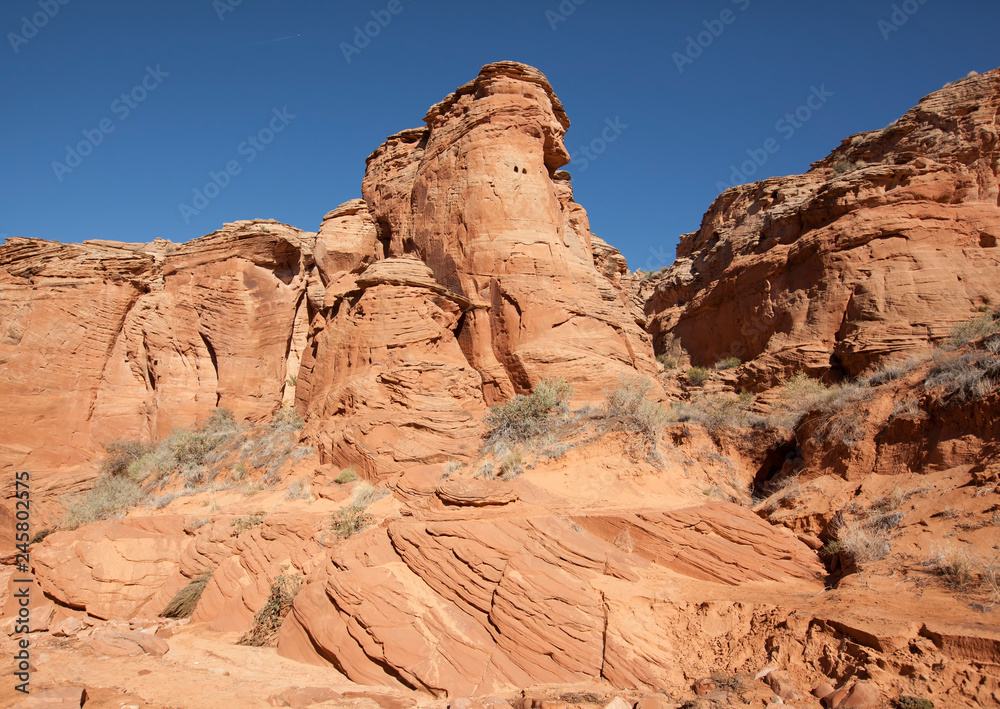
[925,544,977,587]
[924,349,999,404]
[160,573,212,618]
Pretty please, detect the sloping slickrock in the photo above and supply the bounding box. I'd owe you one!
[646,69,1000,383]
[190,516,325,632]
[31,519,189,620]
[278,505,822,696]
[574,501,825,585]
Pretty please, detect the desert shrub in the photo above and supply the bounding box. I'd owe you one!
[271,406,305,432]
[230,511,265,536]
[828,504,904,566]
[775,375,875,441]
[890,397,921,419]
[160,572,212,618]
[671,394,767,431]
[891,698,934,709]
[204,407,237,433]
[63,475,145,529]
[830,519,892,564]
[713,357,742,370]
[946,310,1000,349]
[871,485,918,512]
[858,361,907,387]
[237,573,302,646]
[285,480,308,500]
[924,350,1000,403]
[332,505,373,539]
[656,354,677,369]
[350,481,384,509]
[926,544,976,587]
[832,159,855,174]
[602,375,669,444]
[145,491,182,509]
[484,378,573,450]
[334,467,358,484]
[498,450,524,478]
[100,439,153,478]
[685,367,710,385]
[778,373,828,407]
[173,430,220,469]
[29,528,53,545]
[477,461,496,480]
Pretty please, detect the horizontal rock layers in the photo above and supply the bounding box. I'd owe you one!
[646,69,1000,384]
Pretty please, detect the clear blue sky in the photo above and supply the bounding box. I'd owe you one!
[2,0,998,270]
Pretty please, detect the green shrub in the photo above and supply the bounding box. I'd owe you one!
[230,511,265,536]
[656,354,677,369]
[237,573,302,647]
[334,468,358,484]
[891,698,934,709]
[713,357,742,371]
[947,310,1000,349]
[332,505,373,539]
[160,572,212,618]
[100,439,153,478]
[63,475,145,529]
[685,367,710,385]
[602,376,669,444]
[484,378,573,450]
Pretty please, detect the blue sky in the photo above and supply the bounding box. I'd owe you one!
[2,0,998,270]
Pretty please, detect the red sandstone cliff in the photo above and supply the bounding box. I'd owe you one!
[646,68,1000,385]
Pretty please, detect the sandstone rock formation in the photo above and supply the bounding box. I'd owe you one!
[298,61,656,478]
[646,69,1000,385]
[0,221,314,476]
[3,61,1000,709]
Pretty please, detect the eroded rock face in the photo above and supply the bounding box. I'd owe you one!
[297,61,656,478]
[277,504,823,696]
[0,221,314,475]
[646,69,1000,385]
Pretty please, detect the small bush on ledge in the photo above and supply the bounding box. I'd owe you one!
[484,378,573,452]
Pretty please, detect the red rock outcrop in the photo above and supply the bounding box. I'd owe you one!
[298,61,657,478]
[276,502,824,696]
[646,69,1000,384]
[0,221,314,476]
